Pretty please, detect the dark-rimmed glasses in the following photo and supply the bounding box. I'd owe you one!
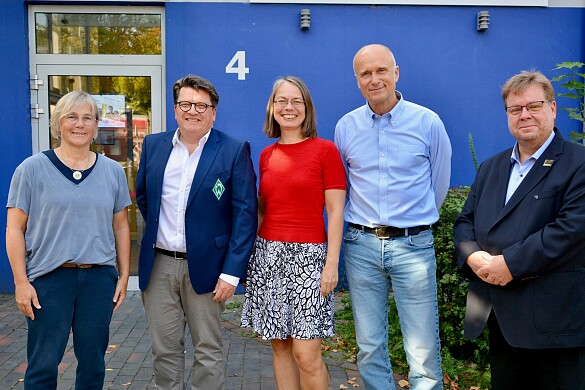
[176,101,214,113]
[505,100,550,116]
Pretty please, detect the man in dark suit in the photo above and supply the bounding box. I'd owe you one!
[454,70,585,389]
[136,74,257,390]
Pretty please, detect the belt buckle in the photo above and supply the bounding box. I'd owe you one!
[174,252,186,260]
[375,227,390,239]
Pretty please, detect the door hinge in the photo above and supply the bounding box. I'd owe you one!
[31,104,44,119]
[30,75,44,90]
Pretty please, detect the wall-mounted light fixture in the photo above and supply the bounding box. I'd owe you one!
[477,11,490,32]
[300,9,310,30]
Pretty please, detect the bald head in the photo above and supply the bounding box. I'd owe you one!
[353,44,396,75]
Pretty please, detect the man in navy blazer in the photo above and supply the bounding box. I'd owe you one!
[454,71,585,389]
[136,75,257,390]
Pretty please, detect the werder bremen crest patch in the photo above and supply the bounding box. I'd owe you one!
[212,178,225,200]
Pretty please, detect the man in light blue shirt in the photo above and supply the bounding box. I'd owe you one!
[334,44,451,390]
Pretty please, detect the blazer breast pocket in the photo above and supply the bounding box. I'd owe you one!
[529,189,560,203]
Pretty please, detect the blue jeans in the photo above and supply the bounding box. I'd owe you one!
[25,265,117,390]
[343,226,442,390]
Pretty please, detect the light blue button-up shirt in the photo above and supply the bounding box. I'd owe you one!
[505,130,555,204]
[334,92,452,228]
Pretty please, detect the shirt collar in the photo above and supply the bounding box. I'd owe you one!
[510,130,555,164]
[365,91,404,126]
[172,128,211,147]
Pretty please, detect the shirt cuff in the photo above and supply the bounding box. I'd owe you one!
[219,273,239,287]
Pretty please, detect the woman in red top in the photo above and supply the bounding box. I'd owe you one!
[241,76,346,389]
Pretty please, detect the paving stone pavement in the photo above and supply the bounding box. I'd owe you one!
[0,292,409,389]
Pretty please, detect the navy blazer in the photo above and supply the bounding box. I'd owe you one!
[136,128,258,294]
[454,130,585,349]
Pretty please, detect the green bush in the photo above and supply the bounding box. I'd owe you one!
[433,186,490,386]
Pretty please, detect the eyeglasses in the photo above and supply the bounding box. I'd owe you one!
[64,114,97,126]
[176,101,214,113]
[274,98,305,108]
[505,100,550,116]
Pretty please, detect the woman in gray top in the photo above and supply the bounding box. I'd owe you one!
[5,91,131,390]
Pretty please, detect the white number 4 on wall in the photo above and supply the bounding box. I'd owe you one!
[226,51,249,81]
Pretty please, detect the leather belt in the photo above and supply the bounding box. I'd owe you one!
[348,223,430,239]
[60,263,93,269]
[156,248,187,260]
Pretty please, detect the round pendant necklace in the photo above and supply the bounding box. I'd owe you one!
[58,148,91,180]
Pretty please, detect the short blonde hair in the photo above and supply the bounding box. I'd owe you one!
[50,91,100,138]
[263,76,318,139]
[501,70,555,107]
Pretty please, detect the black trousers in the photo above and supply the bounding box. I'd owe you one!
[488,313,585,390]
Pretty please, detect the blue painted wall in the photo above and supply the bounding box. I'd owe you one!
[165,4,584,188]
[1,2,583,292]
[0,0,31,294]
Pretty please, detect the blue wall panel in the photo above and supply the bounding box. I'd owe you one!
[165,4,585,187]
[0,0,31,293]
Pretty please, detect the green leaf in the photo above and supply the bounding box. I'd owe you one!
[564,80,584,90]
[558,92,580,100]
[555,61,585,69]
[568,131,585,141]
[568,111,585,122]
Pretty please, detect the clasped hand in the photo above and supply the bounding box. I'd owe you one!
[467,251,513,286]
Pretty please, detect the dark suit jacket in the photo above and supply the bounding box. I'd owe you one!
[136,128,257,294]
[454,130,585,349]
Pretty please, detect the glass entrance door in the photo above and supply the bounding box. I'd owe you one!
[34,64,163,276]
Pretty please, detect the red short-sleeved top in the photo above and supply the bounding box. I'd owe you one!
[258,137,346,244]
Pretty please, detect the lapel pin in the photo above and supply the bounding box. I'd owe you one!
[543,159,554,167]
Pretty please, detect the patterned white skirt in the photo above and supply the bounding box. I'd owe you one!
[241,237,335,340]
